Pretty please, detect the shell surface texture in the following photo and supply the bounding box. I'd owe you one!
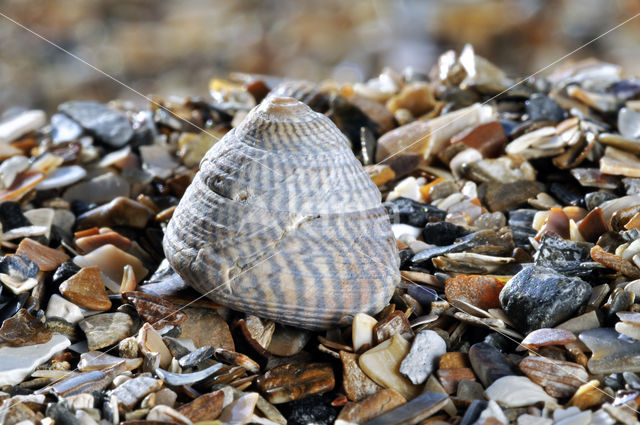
[163,96,399,330]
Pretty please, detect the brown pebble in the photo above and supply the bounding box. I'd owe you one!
[16,238,69,272]
[122,291,187,330]
[340,350,381,402]
[439,352,470,370]
[591,245,640,279]
[577,207,607,242]
[255,362,335,404]
[335,388,406,424]
[537,207,570,240]
[373,310,413,344]
[450,121,507,158]
[519,356,587,398]
[75,231,132,254]
[569,380,609,410]
[436,368,476,394]
[59,266,112,311]
[176,390,224,421]
[445,275,504,310]
[0,308,51,347]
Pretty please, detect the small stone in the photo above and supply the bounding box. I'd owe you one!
[0,201,30,231]
[618,107,640,140]
[79,312,134,351]
[526,93,566,123]
[46,403,81,425]
[483,181,545,212]
[383,197,446,227]
[146,405,192,424]
[339,351,381,402]
[445,275,504,310]
[50,112,83,143]
[0,308,51,347]
[366,164,396,187]
[36,165,87,191]
[399,330,446,385]
[579,327,640,374]
[73,244,148,291]
[451,121,507,157]
[177,390,225,422]
[76,231,132,254]
[122,291,187,330]
[600,146,640,178]
[373,311,413,344]
[214,348,260,373]
[63,172,130,205]
[436,368,476,394]
[457,380,485,401]
[359,334,421,400]
[386,82,435,116]
[0,254,39,294]
[137,323,172,369]
[178,346,214,368]
[46,294,84,324]
[499,265,592,333]
[336,388,406,425]
[519,356,588,398]
[282,393,338,425]
[439,352,470,370]
[0,171,44,202]
[0,110,46,143]
[179,307,234,350]
[111,375,163,410]
[517,414,552,425]
[78,350,142,372]
[468,342,517,387]
[267,325,311,356]
[357,391,448,425]
[484,376,556,407]
[255,363,335,404]
[0,333,70,386]
[59,266,111,311]
[568,380,609,410]
[155,362,224,386]
[519,328,576,351]
[591,245,640,279]
[140,145,180,180]
[59,101,133,147]
[76,197,154,230]
[422,221,469,246]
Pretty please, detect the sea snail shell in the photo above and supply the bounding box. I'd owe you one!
[163,96,399,330]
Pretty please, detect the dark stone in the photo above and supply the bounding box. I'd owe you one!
[70,200,92,217]
[422,222,469,246]
[411,229,513,265]
[623,372,640,390]
[549,182,584,207]
[282,393,338,425]
[525,93,567,122]
[508,209,538,248]
[328,96,379,162]
[609,80,640,101]
[499,265,592,333]
[384,197,446,227]
[0,290,28,322]
[178,346,215,368]
[585,191,617,211]
[50,113,83,144]
[499,119,520,138]
[484,332,518,352]
[534,233,593,277]
[604,373,625,391]
[483,181,545,212]
[407,285,437,308]
[0,202,31,231]
[0,254,39,281]
[459,400,488,425]
[468,342,518,387]
[46,403,81,425]
[52,262,81,287]
[398,249,413,270]
[59,101,133,148]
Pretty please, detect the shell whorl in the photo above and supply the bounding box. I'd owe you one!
[163,96,399,330]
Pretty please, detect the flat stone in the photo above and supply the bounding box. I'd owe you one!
[618,107,640,140]
[352,312,377,352]
[483,180,545,212]
[137,323,172,369]
[36,165,87,191]
[111,375,163,410]
[140,145,180,180]
[267,324,311,356]
[600,146,640,178]
[155,363,224,386]
[59,101,133,147]
[0,110,46,143]
[591,245,640,279]
[63,172,130,205]
[519,328,576,351]
[519,356,588,398]
[0,333,70,386]
[468,342,517,387]
[79,312,134,351]
[336,389,406,425]
[445,275,504,310]
[373,311,413,344]
[340,351,381,402]
[255,362,335,404]
[384,197,446,227]
[439,352,470,370]
[122,291,187,330]
[534,233,592,277]
[76,230,132,254]
[436,367,476,394]
[73,244,148,292]
[615,321,640,341]
[0,254,39,295]
[399,330,446,385]
[76,197,154,230]
[360,334,421,400]
[457,380,485,401]
[59,266,111,311]
[78,350,142,372]
[579,327,640,374]
[0,308,51,347]
[451,121,507,157]
[179,307,234,350]
[50,112,83,143]
[147,405,193,424]
[214,348,260,373]
[359,391,448,425]
[484,376,556,407]
[45,294,84,324]
[526,93,566,123]
[556,310,601,334]
[499,265,592,333]
[568,380,609,410]
[176,390,225,422]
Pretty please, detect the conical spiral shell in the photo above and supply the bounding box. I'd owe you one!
[163,97,399,330]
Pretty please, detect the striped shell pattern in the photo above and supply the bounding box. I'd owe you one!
[163,96,399,330]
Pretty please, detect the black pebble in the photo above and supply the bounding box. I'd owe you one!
[52,262,81,287]
[422,221,469,246]
[525,93,566,122]
[282,394,338,425]
[384,197,446,227]
[0,201,31,231]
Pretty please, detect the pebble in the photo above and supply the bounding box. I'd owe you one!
[422,221,468,246]
[0,110,46,143]
[78,350,142,372]
[519,356,588,398]
[335,388,406,425]
[46,294,85,324]
[179,307,234,350]
[383,197,446,227]
[176,390,225,422]
[59,101,133,147]
[219,392,259,425]
[373,310,413,344]
[137,322,172,369]
[0,333,70,386]
[484,376,557,407]
[267,325,311,356]
[468,342,516,387]
[111,376,163,410]
[359,334,420,400]
[0,254,39,294]
[76,196,154,230]
[79,312,134,351]
[36,165,87,191]
[339,351,381,402]
[73,244,148,291]
[618,107,640,140]
[155,362,224,386]
[436,367,476,394]
[398,330,446,385]
[63,172,130,204]
[140,145,180,180]
[526,93,567,123]
[445,275,504,310]
[451,121,507,157]
[0,308,51,347]
[358,391,448,425]
[499,265,592,333]
[483,180,545,212]
[579,327,640,374]
[123,291,187,330]
[59,266,111,311]
[15,238,70,272]
[255,363,335,404]
[519,328,577,351]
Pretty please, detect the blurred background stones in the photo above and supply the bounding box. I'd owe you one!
[1,0,640,111]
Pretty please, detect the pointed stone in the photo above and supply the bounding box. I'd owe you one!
[16,238,69,272]
[59,266,111,311]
